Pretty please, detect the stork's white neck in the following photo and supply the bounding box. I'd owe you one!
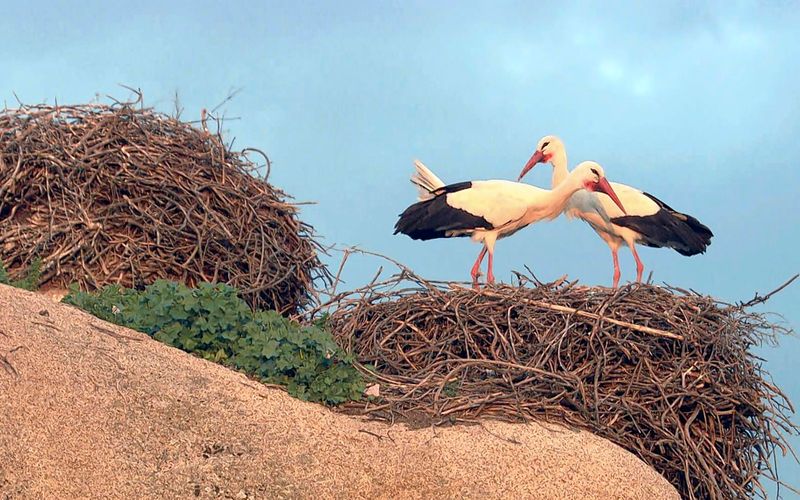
[549,149,569,187]
[536,167,589,219]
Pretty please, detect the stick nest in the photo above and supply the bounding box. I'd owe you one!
[325,268,797,500]
[0,96,329,313]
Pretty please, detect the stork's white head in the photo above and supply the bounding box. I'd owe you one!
[571,161,627,214]
[517,135,566,181]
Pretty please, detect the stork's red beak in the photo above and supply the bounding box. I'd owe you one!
[517,150,545,181]
[592,177,627,214]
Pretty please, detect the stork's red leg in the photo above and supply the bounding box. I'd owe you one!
[486,250,495,285]
[630,245,644,283]
[611,248,621,288]
[471,247,488,289]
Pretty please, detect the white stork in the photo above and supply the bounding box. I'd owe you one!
[394,159,627,288]
[518,135,713,288]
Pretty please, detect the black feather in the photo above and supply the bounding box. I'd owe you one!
[394,182,494,241]
[432,181,473,195]
[611,192,714,256]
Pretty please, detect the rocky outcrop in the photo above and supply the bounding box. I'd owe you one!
[0,284,678,499]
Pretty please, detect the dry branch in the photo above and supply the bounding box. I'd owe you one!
[0,93,330,313]
[322,260,798,500]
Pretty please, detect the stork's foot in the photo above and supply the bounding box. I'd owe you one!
[471,270,482,290]
[471,275,482,290]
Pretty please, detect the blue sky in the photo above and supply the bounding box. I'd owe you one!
[3,0,799,492]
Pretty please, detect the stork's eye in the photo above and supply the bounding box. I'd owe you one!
[590,168,599,176]
[541,141,550,149]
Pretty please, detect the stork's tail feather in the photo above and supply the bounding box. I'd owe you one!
[394,194,491,241]
[672,212,714,256]
[611,209,714,256]
[396,158,490,240]
[410,159,445,201]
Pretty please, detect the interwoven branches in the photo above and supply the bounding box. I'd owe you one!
[0,95,330,313]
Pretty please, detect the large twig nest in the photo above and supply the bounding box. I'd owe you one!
[323,264,798,500]
[0,95,329,313]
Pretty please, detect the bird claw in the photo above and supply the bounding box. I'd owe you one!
[470,270,482,289]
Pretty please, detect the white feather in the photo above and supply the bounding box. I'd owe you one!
[563,181,659,239]
[600,182,659,218]
[445,177,585,239]
[410,159,445,201]
[445,180,534,228]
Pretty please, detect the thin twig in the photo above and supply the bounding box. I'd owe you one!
[320,249,798,500]
[0,94,331,313]
[737,274,799,308]
[479,289,683,340]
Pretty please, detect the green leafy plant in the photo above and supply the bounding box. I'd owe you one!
[0,257,43,291]
[62,283,132,325]
[62,280,364,404]
[233,310,364,403]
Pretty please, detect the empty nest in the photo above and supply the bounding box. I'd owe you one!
[323,266,798,500]
[0,94,329,313]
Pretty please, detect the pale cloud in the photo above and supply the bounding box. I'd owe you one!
[598,59,624,82]
[631,75,653,96]
[498,41,536,80]
[569,25,603,48]
[721,23,766,50]
[597,59,653,97]
[494,39,561,83]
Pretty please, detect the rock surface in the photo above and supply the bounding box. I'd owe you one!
[0,284,679,499]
